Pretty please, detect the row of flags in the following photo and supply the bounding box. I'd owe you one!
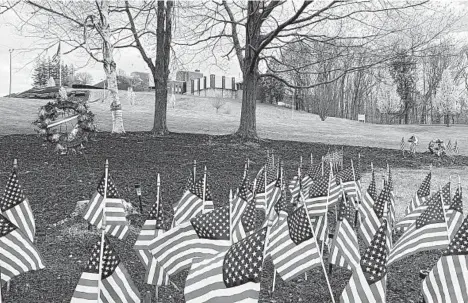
[0,165,45,298]
[2,153,466,302]
[401,137,461,155]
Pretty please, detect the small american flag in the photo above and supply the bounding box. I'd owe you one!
[446,139,452,152]
[329,194,360,271]
[0,214,44,285]
[307,163,323,181]
[133,197,168,286]
[268,205,321,281]
[387,168,396,228]
[400,137,405,152]
[446,186,463,241]
[395,182,450,233]
[71,236,140,303]
[231,176,255,243]
[358,170,378,247]
[184,227,267,303]
[388,191,450,265]
[453,140,459,154]
[149,206,231,278]
[0,170,36,242]
[172,176,214,226]
[422,215,468,302]
[82,173,129,240]
[341,220,389,303]
[404,172,431,216]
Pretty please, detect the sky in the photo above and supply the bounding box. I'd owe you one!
[0,5,242,97]
[0,0,467,97]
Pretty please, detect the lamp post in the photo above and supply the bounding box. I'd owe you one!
[9,49,14,96]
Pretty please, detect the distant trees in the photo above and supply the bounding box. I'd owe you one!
[32,56,73,87]
[73,72,93,85]
[433,69,465,126]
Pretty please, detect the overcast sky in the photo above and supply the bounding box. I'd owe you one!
[0,0,467,97]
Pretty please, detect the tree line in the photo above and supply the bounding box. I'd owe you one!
[7,0,467,136]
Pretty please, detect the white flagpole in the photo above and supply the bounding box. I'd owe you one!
[97,159,109,303]
[155,173,160,303]
[321,163,332,255]
[229,189,233,245]
[202,166,207,213]
[302,202,336,303]
[193,160,197,182]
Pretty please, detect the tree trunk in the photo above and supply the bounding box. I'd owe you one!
[152,1,173,135]
[236,1,262,139]
[237,69,258,138]
[101,0,124,133]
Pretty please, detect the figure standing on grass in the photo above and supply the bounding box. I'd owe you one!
[170,92,176,108]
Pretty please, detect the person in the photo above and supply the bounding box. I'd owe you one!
[170,92,176,108]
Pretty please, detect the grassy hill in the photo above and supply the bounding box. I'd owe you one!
[0,91,466,155]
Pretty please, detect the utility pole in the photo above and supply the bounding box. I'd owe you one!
[9,49,14,96]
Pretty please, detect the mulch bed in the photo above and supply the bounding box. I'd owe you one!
[0,132,466,302]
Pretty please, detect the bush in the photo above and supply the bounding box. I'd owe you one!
[211,99,226,114]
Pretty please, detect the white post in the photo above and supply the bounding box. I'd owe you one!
[202,166,207,213]
[193,160,197,182]
[229,189,233,245]
[302,202,336,303]
[97,159,109,303]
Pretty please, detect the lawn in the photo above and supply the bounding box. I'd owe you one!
[0,92,466,155]
[0,92,468,302]
[0,131,468,303]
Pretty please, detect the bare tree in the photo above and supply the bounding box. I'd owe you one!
[16,0,126,133]
[74,71,94,85]
[176,0,444,138]
[124,0,174,135]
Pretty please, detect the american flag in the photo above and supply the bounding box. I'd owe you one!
[400,137,405,152]
[268,205,321,281]
[303,174,330,242]
[265,176,282,219]
[149,206,231,278]
[307,162,323,181]
[358,169,378,247]
[404,172,431,216]
[82,173,129,240]
[71,236,140,303]
[270,189,289,227]
[133,197,168,286]
[446,186,463,241]
[0,214,44,285]
[184,227,267,303]
[0,170,35,242]
[231,175,255,244]
[395,182,450,233]
[388,191,450,265]
[329,194,360,271]
[422,215,468,302]
[172,176,214,226]
[446,139,452,152]
[254,162,278,212]
[453,140,459,154]
[335,166,358,198]
[340,220,389,303]
[288,175,301,202]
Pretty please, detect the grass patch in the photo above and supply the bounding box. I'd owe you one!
[0,132,467,302]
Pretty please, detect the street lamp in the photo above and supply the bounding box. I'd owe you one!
[9,49,14,96]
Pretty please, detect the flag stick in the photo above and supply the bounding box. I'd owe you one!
[280,161,284,187]
[229,189,233,245]
[303,203,336,303]
[310,153,313,165]
[97,159,109,303]
[321,156,324,176]
[156,174,161,216]
[202,166,207,214]
[243,159,248,178]
[351,160,359,227]
[321,163,332,256]
[193,160,197,182]
[6,159,17,292]
[438,186,450,243]
[154,285,159,303]
[300,155,303,169]
[272,270,277,293]
[264,165,268,211]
